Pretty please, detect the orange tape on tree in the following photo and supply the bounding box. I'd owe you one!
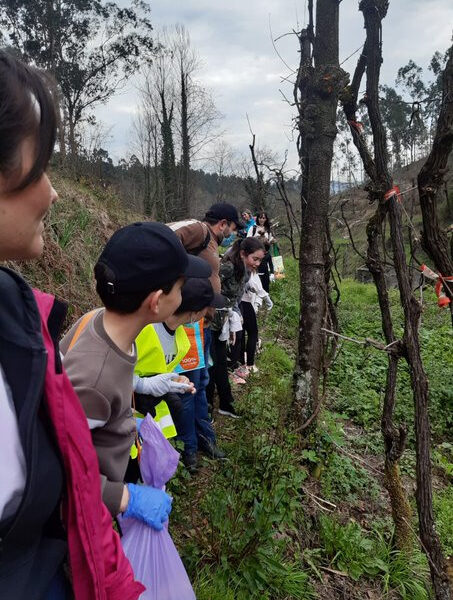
[384,186,401,202]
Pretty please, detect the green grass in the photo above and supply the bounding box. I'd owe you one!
[168,270,450,598]
[433,486,453,556]
[329,279,452,442]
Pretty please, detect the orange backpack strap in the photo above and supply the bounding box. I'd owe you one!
[67,309,98,352]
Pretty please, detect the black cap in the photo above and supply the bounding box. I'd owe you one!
[205,203,243,228]
[177,278,226,313]
[95,222,211,295]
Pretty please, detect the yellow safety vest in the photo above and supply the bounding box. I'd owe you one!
[134,324,190,440]
[154,400,177,439]
[134,324,191,376]
[131,400,177,445]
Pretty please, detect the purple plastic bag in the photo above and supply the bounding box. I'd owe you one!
[119,415,196,600]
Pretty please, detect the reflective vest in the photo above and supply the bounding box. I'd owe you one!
[154,400,177,439]
[175,319,205,373]
[134,324,191,376]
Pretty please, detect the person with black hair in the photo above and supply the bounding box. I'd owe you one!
[131,278,225,474]
[170,203,242,463]
[207,237,265,417]
[0,51,144,599]
[247,212,276,292]
[60,223,211,523]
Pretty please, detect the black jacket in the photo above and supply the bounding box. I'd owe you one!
[0,267,66,599]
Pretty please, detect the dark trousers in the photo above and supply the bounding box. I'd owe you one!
[258,252,273,293]
[134,392,184,433]
[126,392,185,482]
[240,301,258,366]
[206,329,235,411]
[179,327,216,454]
[229,329,243,370]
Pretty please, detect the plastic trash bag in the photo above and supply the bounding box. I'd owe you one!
[119,415,196,600]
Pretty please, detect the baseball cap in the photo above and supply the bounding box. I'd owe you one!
[95,222,211,295]
[205,203,243,228]
[177,278,226,313]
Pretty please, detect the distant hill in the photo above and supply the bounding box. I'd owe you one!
[328,156,453,279]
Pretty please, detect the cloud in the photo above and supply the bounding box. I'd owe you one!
[99,0,453,168]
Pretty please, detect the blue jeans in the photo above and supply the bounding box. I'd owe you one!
[179,327,216,454]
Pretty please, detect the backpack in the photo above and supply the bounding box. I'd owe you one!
[167,219,211,255]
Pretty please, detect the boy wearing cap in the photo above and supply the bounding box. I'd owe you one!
[60,222,211,529]
[132,279,225,453]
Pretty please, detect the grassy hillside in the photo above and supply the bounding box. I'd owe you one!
[6,167,451,598]
[7,171,142,324]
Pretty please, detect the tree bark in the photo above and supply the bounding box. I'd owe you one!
[160,94,177,221]
[180,69,191,218]
[293,0,347,427]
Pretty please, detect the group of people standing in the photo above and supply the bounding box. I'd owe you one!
[0,52,278,599]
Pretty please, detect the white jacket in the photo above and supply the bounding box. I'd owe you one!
[219,308,243,342]
[241,271,272,312]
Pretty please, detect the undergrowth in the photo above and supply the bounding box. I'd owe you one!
[168,262,451,598]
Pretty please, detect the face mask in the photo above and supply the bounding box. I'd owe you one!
[221,232,236,247]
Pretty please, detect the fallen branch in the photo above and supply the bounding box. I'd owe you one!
[331,440,384,476]
[321,327,403,355]
[302,487,337,510]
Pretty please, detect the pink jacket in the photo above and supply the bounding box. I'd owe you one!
[34,289,145,600]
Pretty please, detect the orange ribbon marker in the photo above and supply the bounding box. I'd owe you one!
[384,185,401,203]
[420,264,453,308]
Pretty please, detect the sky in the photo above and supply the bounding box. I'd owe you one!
[95,0,453,172]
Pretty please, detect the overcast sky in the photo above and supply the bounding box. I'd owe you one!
[95,0,453,171]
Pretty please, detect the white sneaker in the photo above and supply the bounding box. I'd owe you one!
[249,365,259,374]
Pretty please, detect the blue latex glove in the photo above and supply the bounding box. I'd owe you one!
[123,484,172,530]
[135,417,143,434]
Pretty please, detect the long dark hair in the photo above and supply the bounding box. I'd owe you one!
[224,237,265,281]
[255,211,271,232]
[0,50,56,191]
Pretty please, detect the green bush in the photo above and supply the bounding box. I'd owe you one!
[329,279,452,442]
[319,515,387,580]
[320,452,380,502]
[315,516,431,598]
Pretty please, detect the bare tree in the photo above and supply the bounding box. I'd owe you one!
[140,43,178,220]
[341,2,451,597]
[134,25,222,219]
[207,140,236,202]
[262,156,300,260]
[171,24,222,216]
[292,0,347,430]
[132,102,160,217]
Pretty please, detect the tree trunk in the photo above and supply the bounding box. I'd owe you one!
[160,94,177,221]
[293,0,346,427]
[360,2,451,596]
[67,111,77,165]
[367,209,413,550]
[180,69,190,218]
